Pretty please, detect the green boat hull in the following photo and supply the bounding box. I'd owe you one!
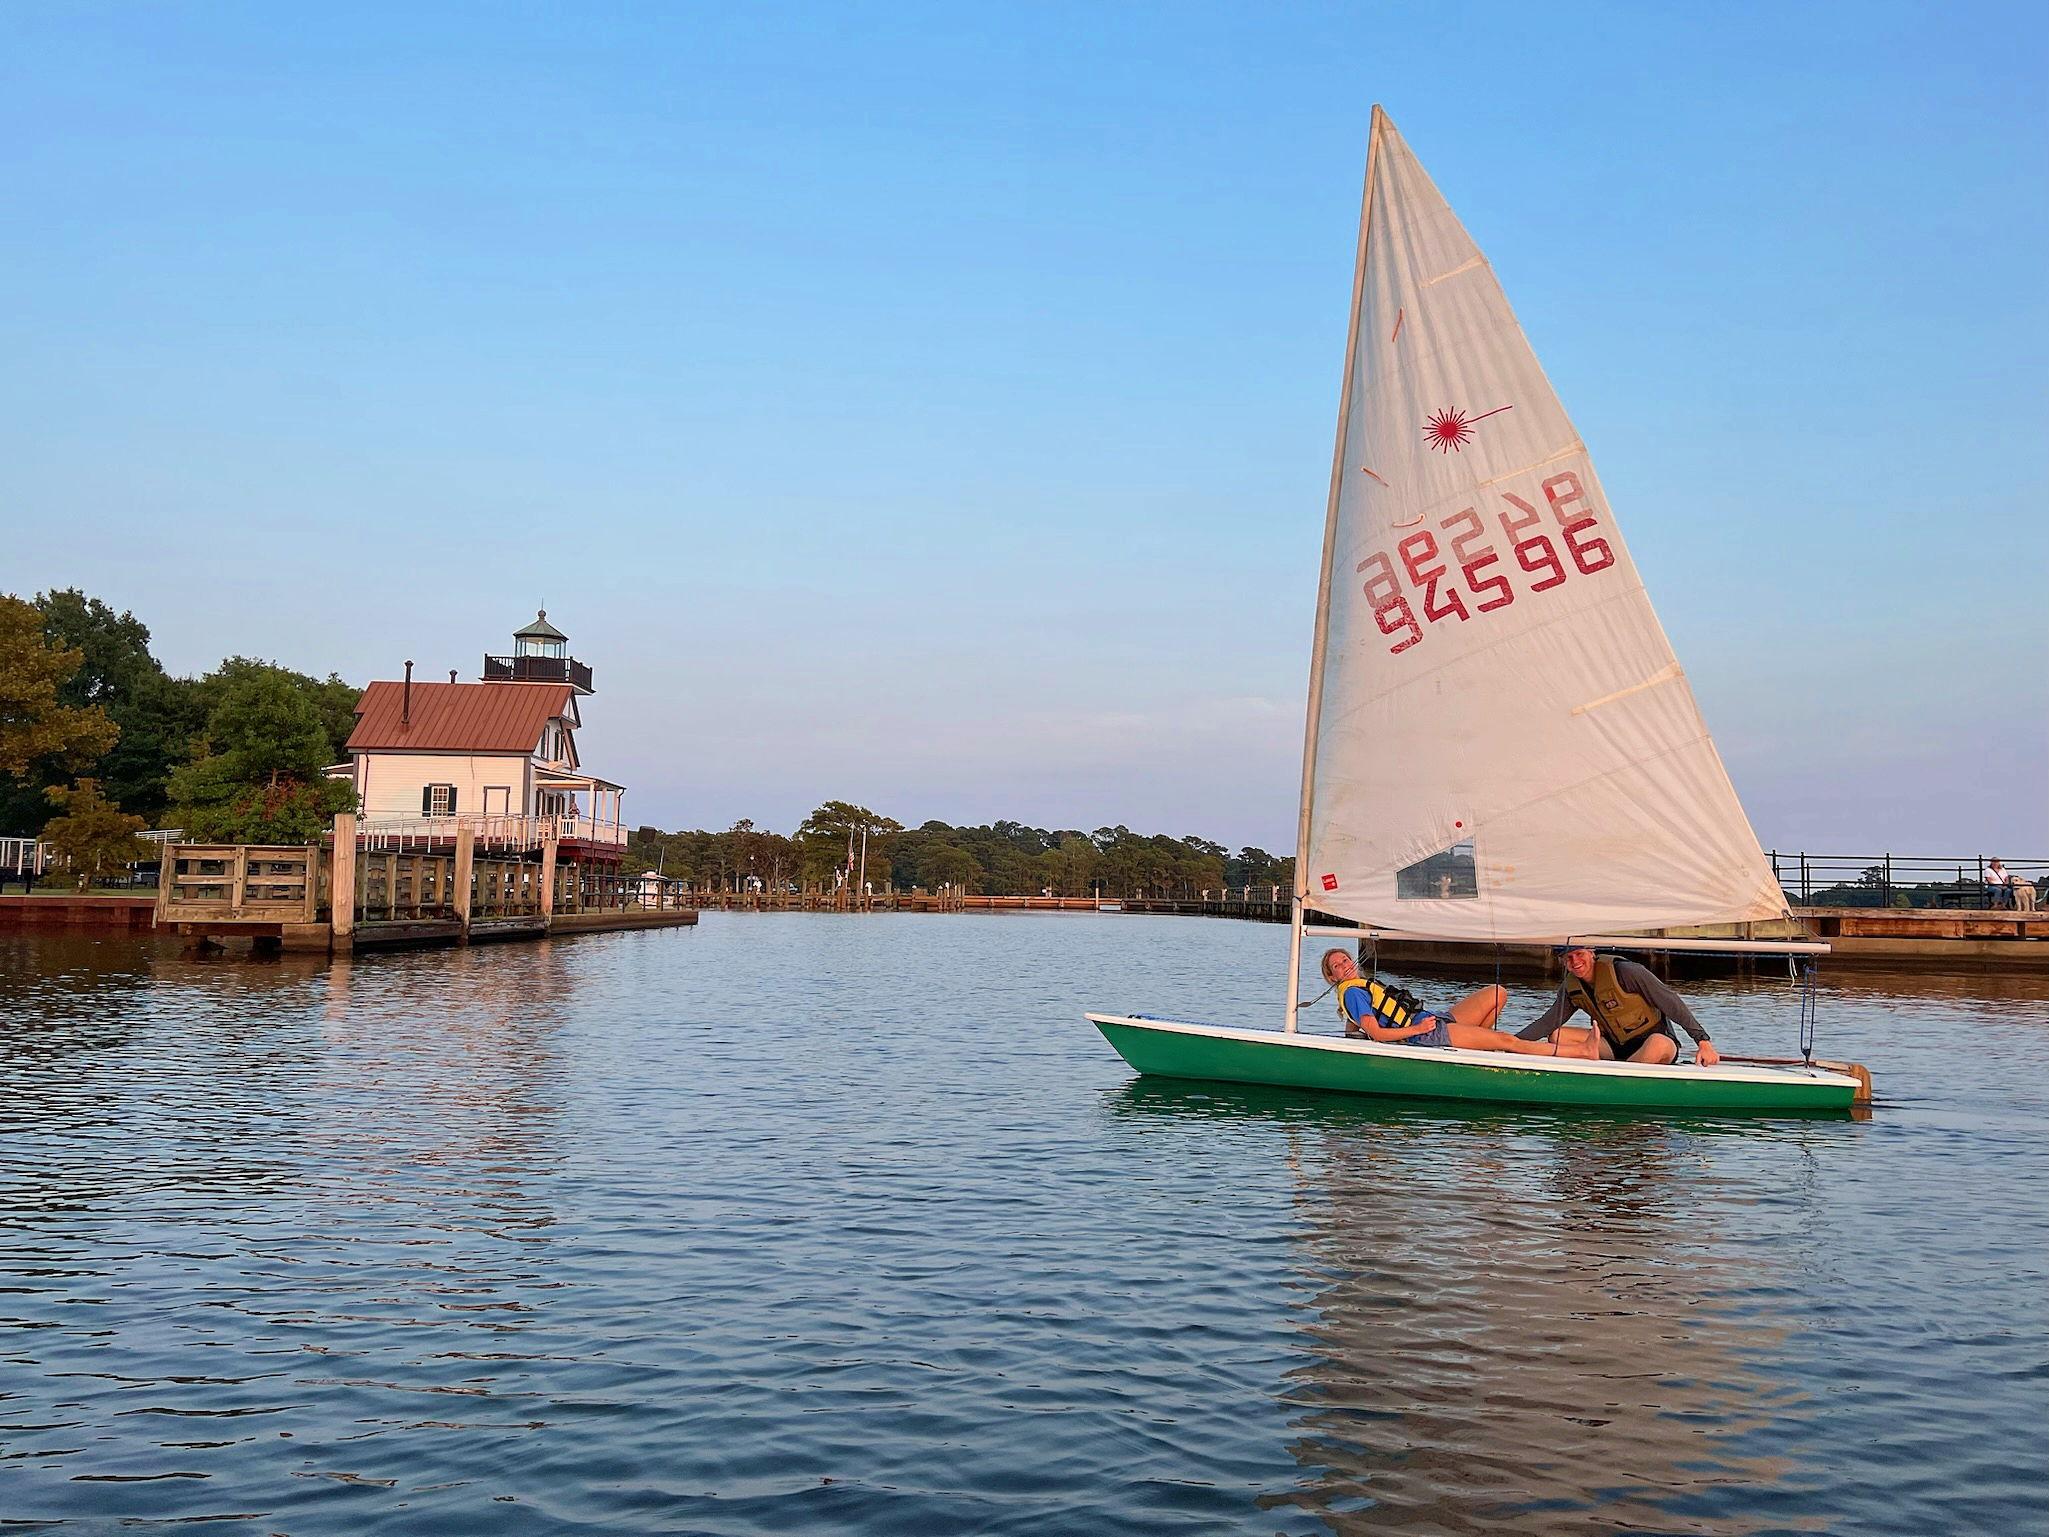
[1089,1015,1858,1113]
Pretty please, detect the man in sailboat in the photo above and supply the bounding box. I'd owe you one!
[1517,947,1721,1066]
[1319,950,1559,1055]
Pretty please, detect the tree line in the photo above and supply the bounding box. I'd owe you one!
[4,587,1292,898]
[626,801,1296,899]
[1,590,359,865]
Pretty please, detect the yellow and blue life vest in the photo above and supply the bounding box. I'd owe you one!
[1335,976,1425,1034]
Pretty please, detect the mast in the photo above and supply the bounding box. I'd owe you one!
[1286,104,1384,1033]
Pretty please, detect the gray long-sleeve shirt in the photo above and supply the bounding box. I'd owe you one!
[1514,959,1709,1044]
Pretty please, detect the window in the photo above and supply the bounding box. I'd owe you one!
[1396,840,1479,900]
[482,786,511,817]
[422,784,457,817]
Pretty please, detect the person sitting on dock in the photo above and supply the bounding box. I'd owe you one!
[1516,947,1721,1065]
[1319,949,1558,1055]
[1985,858,2015,910]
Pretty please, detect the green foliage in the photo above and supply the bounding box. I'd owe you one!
[1806,876,2008,911]
[916,843,982,891]
[625,819,803,894]
[167,669,359,842]
[10,589,209,827]
[40,778,150,889]
[626,807,1293,899]
[0,594,119,795]
[192,657,359,761]
[171,768,358,844]
[37,589,157,710]
[795,800,903,885]
[208,670,337,783]
[0,593,362,835]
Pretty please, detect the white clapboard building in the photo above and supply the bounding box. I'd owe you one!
[335,611,627,863]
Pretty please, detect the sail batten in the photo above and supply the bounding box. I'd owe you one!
[1296,109,1788,944]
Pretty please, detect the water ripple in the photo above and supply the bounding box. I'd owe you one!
[1,922,2044,1533]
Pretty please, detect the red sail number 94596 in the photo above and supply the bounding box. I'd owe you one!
[1355,472,1615,655]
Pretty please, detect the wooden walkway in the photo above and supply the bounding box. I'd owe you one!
[154,816,696,954]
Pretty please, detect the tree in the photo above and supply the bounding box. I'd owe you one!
[0,597,362,835]
[26,589,203,826]
[190,657,359,764]
[622,810,1295,904]
[917,843,983,892]
[40,779,150,890]
[1230,846,1288,890]
[36,589,156,710]
[168,670,358,842]
[798,800,903,890]
[0,595,119,805]
[1039,833,1100,896]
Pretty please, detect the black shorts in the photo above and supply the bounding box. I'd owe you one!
[1606,1025,1680,1058]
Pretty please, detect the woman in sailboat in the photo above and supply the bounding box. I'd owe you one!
[1319,950,1559,1055]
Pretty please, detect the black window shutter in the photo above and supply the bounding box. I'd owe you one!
[447,787,458,815]
[422,785,432,814]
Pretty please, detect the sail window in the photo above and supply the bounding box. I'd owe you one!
[1396,841,1479,900]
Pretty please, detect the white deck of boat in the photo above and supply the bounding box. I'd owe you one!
[1085,1014,1859,1088]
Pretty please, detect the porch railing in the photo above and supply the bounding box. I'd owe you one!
[357,813,627,852]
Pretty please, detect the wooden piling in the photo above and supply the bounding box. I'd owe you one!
[452,823,475,941]
[539,831,558,919]
[330,814,356,950]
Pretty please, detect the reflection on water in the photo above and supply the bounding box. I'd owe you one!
[1,919,2045,1534]
[0,933,577,1528]
[1278,1102,1821,1535]
[1112,1061,2043,1535]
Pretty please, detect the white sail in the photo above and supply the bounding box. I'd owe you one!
[1297,109,1788,943]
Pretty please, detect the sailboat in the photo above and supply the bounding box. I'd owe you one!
[1088,108,1862,1113]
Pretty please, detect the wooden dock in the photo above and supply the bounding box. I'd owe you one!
[153,816,695,954]
[1789,905,2049,970]
[1320,909,2049,976]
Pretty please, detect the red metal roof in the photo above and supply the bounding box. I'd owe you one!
[346,681,572,754]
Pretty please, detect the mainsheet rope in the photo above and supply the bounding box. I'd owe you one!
[1798,960,1820,1065]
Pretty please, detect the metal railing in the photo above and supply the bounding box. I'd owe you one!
[1,837,50,877]
[1768,852,2046,910]
[5,830,182,888]
[482,654,594,693]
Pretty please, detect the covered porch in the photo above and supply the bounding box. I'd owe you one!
[533,768,627,857]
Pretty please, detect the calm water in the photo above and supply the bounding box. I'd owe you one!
[2,916,2045,1535]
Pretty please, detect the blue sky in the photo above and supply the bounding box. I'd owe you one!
[4,2,2044,856]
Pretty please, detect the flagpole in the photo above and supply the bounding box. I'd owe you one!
[1287,104,1384,1034]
